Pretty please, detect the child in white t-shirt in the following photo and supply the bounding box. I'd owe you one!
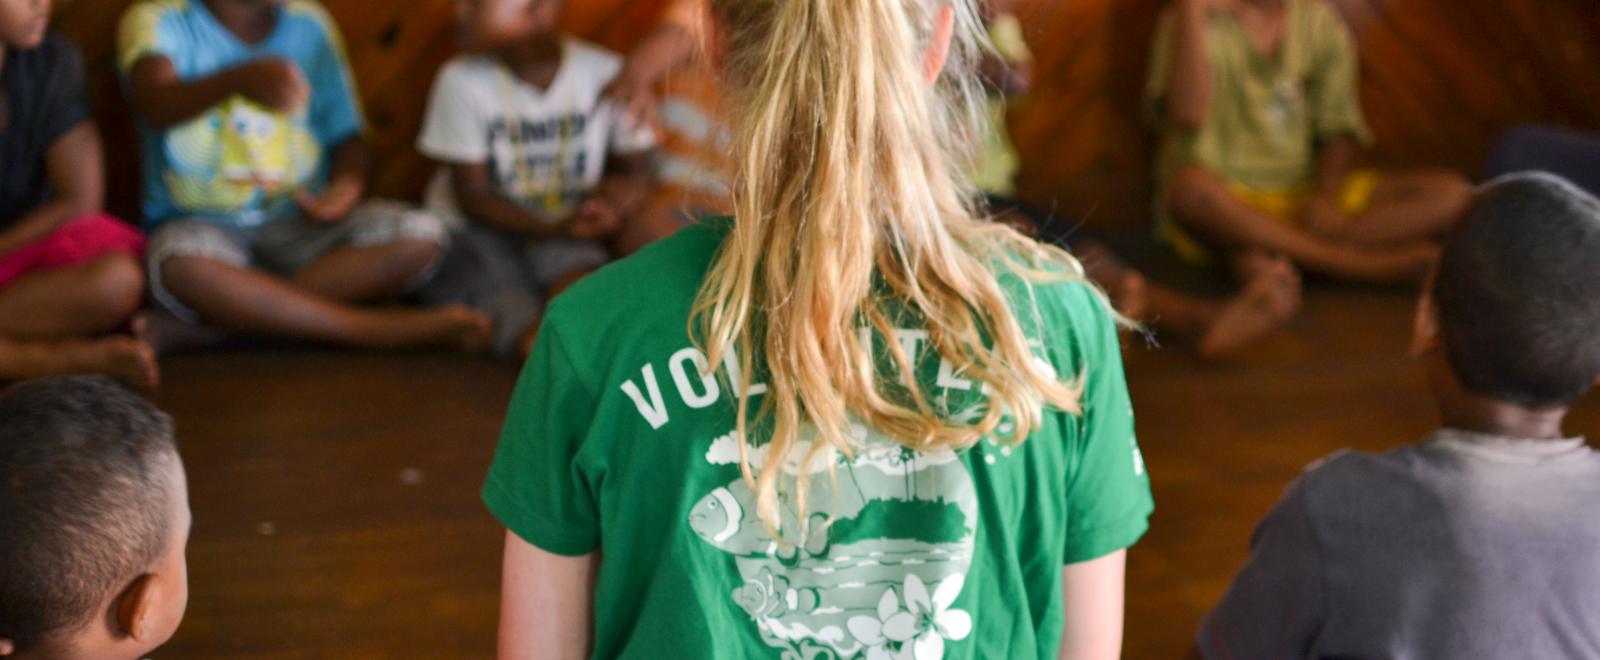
[417,0,658,358]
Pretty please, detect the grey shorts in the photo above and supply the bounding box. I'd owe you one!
[419,226,609,358]
[147,200,449,321]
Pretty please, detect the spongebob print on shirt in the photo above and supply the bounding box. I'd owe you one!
[163,98,321,219]
[117,0,366,229]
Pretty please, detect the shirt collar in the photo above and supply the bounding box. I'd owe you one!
[1425,428,1591,465]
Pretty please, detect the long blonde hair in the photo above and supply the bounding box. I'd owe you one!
[693,0,1087,538]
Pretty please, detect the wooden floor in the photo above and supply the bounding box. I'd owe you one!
[150,286,1600,659]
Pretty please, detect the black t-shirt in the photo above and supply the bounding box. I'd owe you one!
[0,33,91,228]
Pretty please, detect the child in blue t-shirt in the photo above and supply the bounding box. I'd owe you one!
[118,0,489,351]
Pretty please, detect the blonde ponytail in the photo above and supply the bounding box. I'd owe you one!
[694,0,1089,540]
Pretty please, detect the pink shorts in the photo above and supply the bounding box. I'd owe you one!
[0,214,146,289]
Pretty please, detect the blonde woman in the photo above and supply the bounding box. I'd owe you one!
[485,2,1153,659]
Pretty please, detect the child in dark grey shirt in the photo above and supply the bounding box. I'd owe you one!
[1198,172,1600,660]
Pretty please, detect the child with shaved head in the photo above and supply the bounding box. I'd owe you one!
[0,376,191,659]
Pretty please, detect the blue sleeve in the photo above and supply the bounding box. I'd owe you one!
[302,14,365,146]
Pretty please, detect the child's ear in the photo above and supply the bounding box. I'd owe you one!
[115,574,160,643]
[0,637,14,655]
[923,4,956,84]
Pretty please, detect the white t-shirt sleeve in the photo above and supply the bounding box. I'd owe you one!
[418,61,491,165]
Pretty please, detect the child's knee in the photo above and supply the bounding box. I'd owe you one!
[83,254,147,317]
[386,239,443,281]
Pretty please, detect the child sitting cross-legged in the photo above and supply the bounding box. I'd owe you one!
[417,0,660,359]
[0,376,192,659]
[118,0,489,352]
[1197,173,1600,659]
[0,0,156,388]
[1149,0,1471,291]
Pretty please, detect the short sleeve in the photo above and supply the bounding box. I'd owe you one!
[482,320,602,556]
[1143,8,1179,126]
[35,40,93,149]
[417,64,491,164]
[1197,477,1326,659]
[1307,5,1373,146]
[1060,287,1154,564]
[304,13,366,146]
[116,1,183,73]
[607,103,657,155]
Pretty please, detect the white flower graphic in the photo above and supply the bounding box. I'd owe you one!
[847,574,972,660]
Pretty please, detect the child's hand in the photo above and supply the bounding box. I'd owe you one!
[238,58,311,113]
[295,178,363,223]
[603,70,661,127]
[566,198,624,241]
[1303,195,1354,238]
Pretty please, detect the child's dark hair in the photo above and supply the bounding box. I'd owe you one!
[1434,172,1600,409]
[0,376,178,651]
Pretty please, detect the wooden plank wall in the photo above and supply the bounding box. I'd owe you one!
[52,0,1600,228]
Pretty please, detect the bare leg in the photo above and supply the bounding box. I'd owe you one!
[1075,242,1298,357]
[291,240,441,303]
[1338,170,1472,246]
[1196,253,1302,357]
[161,256,489,351]
[0,253,144,339]
[1167,166,1436,283]
[0,335,160,390]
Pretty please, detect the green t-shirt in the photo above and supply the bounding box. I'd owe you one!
[483,221,1154,660]
[1146,0,1374,192]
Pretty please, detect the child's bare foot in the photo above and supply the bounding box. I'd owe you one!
[355,305,492,353]
[1199,258,1302,358]
[0,335,159,390]
[1075,240,1150,319]
[87,338,162,389]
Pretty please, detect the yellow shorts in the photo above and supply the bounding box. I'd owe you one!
[1161,169,1382,263]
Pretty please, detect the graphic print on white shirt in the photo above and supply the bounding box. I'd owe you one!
[417,40,655,227]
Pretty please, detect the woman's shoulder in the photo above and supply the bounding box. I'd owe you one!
[991,258,1121,361]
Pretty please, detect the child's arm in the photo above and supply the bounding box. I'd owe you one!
[1059,549,1127,660]
[0,123,104,257]
[604,2,702,122]
[450,164,568,239]
[1165,0,1230,128]
[498,530,596,660]
[126,55,309,129]
[1303,136,1359,236]
[295,138,368,222]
